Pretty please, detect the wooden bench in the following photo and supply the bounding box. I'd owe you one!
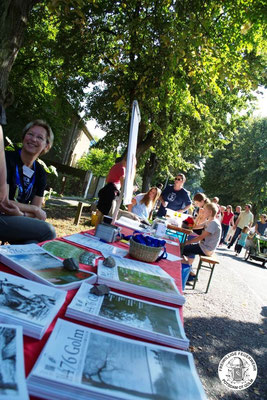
[192,255,219,293]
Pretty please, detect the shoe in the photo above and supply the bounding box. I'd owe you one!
[186,281,193,286]
[187,274,196,282]
[227,245,231,249]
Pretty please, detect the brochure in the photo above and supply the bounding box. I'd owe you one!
[27,319,206,400]
[0,272,66,339]
[63,233,128,258]
[97,256,185,305]
[0,244,97,290]
[42,240,100,267]
[66,283,189,349]
[0,324,29,400]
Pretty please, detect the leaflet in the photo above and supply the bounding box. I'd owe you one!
[98,256,179,295]
[0,324,29,400]
[67,283,187,342]
[42,240,100,266]
[0,244,96,289]
[63,233,128,258]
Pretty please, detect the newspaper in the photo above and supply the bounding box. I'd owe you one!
[0,272,66,338]
[0,324,29,400]
[42,240,100,266]
[63,233,128,258]
[67,283,188,345]
[27,319,206,400]
[0,244,96,289]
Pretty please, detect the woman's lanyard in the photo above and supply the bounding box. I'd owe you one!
[15,151,36,202]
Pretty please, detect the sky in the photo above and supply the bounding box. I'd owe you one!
[86,87,267,140]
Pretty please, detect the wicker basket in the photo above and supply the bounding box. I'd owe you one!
[129,237,163,263]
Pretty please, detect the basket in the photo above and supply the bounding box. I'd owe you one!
[129,237,163,263]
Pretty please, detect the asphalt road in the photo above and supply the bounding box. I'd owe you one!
[183,246,267,400]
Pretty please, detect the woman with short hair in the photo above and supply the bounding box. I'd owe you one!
[0,120,56,244]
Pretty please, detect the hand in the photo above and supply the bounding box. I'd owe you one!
[162,201,168,207]
[0,197,23,216]
[32,206,47,221]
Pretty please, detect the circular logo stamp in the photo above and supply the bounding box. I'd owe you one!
[218,351,257,390]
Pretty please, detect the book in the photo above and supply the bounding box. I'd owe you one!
[97,256,185,305]
[63,233,128,258]
[0,272,66,339]
[0,244,97,290]
[0,324,29,400]
[42,240,100,267]
[27,319,206,400]
[66,283,189,349]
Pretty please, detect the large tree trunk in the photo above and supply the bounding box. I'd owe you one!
[142,152,158,192]
[0,0,40,107]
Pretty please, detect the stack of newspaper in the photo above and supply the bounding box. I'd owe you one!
[0,272,66,339]
[97,256,185,305]
[66,283,189,349]
[0,244,97,290]
[0,324,29,400]
[27,319,207,400]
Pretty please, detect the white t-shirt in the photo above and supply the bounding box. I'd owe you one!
[200,219,222,256]
[132,194,152,219]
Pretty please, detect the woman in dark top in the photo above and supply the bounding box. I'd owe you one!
[0,120,56,243]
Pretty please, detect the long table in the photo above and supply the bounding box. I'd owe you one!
[0,227,183,400]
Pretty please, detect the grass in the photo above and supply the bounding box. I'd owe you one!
[45,204,94,238]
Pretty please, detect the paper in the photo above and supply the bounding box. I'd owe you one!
[42,240,100,266]
[27,319,207,400]
[0,324,29,400]
[64,233,128,258]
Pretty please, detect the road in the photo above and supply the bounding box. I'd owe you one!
[183,246,267,400]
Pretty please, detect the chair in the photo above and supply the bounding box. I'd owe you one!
[192,255,219,293]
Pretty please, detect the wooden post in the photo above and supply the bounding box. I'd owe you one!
[74,201,84,225]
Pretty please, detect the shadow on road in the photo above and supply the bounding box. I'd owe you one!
[184,312,267,400]
[216,248,266,270]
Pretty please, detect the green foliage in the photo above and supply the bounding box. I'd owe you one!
[202,118,267,217]
[76,148,115,177]
[2,0,266,188]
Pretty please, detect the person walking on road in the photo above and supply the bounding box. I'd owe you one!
[228,204,254,249]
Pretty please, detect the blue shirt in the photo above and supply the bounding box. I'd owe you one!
[157,185,191,217]
[257,221,267,236]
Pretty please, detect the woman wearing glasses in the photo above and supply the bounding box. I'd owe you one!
[157,173,192,217]
[0,120,56,243]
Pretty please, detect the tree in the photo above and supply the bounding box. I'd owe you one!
[0,0,43,112]
[83,0,266,186]
[201,118,267,217]
[76,148,115,177]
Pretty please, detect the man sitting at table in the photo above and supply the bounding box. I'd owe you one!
[157,173,192,218]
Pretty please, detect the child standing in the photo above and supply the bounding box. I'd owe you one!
[235,226,250,256]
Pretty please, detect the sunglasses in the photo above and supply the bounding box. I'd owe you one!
[175,178,183,181]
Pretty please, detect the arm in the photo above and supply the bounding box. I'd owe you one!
[255,223,259,235]
[177,203,191,213]
[159,195,168,208]
[0,126,23,216]
[185,230,211,245]
[127,198,136,212]
[234,216,240,228]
